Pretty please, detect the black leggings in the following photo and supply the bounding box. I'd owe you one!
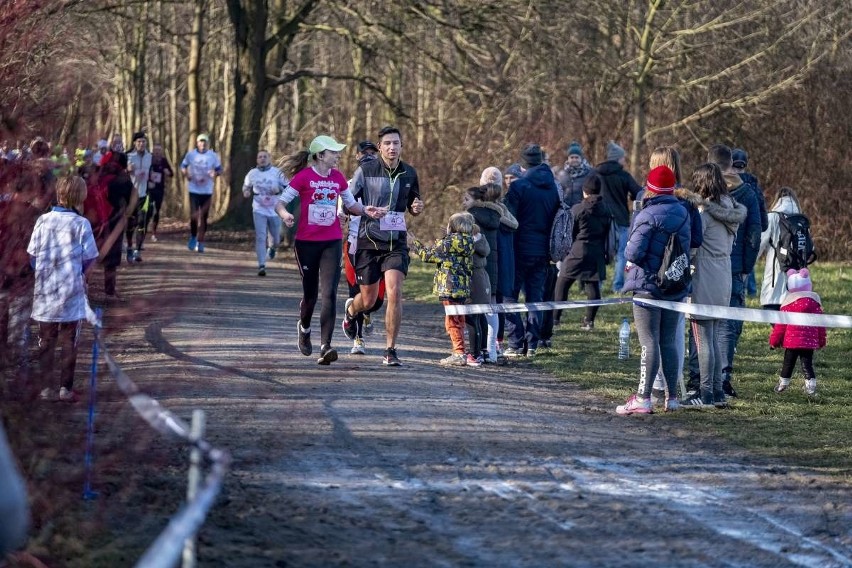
[295,239,342,346]
[554,277,601,323]
[146,188,165,233]
[780,348,815,379]
[189,193,212,241]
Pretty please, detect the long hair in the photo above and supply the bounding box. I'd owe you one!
[691,163,727,202]
[771,186,801,212]
[649,146,682,187]
[280,150,311,179]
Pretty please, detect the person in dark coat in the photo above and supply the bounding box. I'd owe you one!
[553,173,610,330]
[487,172,518,356]
[555,141,592,209]
[503,144,561,358]
[103,152,136,298]
[596,141,643,293]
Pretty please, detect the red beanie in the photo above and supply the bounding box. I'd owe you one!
[646,165,676,195]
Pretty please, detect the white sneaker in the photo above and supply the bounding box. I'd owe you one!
[150,234,158,242]
[40,388,53,400]
[804,378,817,396]
[59,387,78,402]
[774,377,791,393]
[351,338,366,355]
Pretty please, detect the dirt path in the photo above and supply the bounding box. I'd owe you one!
[95,233,852,568]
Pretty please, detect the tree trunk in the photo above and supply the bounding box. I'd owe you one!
[187,0,205,149]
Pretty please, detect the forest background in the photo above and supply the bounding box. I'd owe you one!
[1,0,850,258]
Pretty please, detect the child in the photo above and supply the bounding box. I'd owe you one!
[769,268,826,395]
[410,212,476,366]
[27,175,99,401]
[465,223,490,366]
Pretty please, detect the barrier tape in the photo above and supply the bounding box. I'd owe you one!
[443,297,852,328]
[85,301,231,568]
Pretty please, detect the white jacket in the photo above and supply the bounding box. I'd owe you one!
[758,196,800,307]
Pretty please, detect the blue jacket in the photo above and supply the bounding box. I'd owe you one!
[505,164,561,259]
[623,194,692,300]
[725,173,762,275]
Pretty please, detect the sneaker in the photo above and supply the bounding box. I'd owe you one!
[680,392,712,409]
[774,377,791,393]
[258,266,266,277]
[188,236,197,250]
[350,338,366,355]
[383,347,401,366]
[126,250,135,263]
[526,348,537,358]
[196,242,205,253]
[616,394,653,415]
[297,322,312,356]
[503,346,524,358]
[363,313,374,336]
[580,318,595,331]
[804,378,817,396]
[58,387,79,402]
[465,353,482,367]
[150,234,158,242]
[651,388,666,408]
[39,388,53,401]
[267,246,276,260]
[342,298,357,340]
[665,398,680,412]
[539,339,552,349]
[714,397,729,409]
[440,353,467,367]
[133,250,143,262]
[495,340,504,355]
[722,378,738,398]
[317,344,338,365]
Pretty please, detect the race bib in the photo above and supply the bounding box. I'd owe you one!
[380,211,407,232]
[307,203,337,226]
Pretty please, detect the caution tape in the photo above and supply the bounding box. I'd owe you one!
[87,301,230,568]
[443,297,852,328]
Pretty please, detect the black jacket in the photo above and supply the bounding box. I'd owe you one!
[596,160,642,227]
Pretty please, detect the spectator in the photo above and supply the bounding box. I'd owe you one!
[489,167,518,356]
[732,148,768,296]
[555,141,592,209]
[596,141,643,293]
[757,186,804,310]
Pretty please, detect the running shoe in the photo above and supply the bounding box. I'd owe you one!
[616,394,653,415]
[317,344,338,366]
[350,338,366,355]
[464,353,482,367]
[267,247,276,260]
[774,377,791,393]
[150,234,158,242]
[804,378,817,396]
[342,298,357,340]
[383,347,401,366]
[58,387,79,403]
[297,322,312,356]
[196,242,205,253]
[680,392,712,409]
[188,236,197,251]
[363,313,374,335]
[258,266,266,277]
[440,353,466,367]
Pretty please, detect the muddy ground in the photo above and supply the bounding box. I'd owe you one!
[3,229,851,568]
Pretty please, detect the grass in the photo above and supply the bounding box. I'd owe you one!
[405,261,852,474]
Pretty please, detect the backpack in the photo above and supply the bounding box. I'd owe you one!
[772,212,816,273]
[549,200,574,262]
[655,215,691,295]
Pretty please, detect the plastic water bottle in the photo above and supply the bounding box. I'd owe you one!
[618,318,631,360]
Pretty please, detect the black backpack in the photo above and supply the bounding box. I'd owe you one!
[772,212,816,273]
[655,215,691,295]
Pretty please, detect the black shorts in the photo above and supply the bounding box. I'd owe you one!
[354,247,409,285]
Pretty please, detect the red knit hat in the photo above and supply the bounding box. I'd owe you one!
[646,165,676,195]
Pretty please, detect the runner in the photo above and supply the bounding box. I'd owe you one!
[275,135,378,365]
[243,150,287,276]
[180,133,221,253]
[341,126,425,366]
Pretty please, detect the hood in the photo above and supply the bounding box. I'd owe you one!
[524,163,557,189]
[674,187,702,207]
[465,201,502,230]
[702,195,747,232]
[723,172,745,192]
[772,195,800,215]
[595,160,623,176]
[494,201,518,230]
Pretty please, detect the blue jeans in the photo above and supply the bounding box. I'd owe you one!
[505,256,549,350]
[612,224,629,293]
[746,269,757,296]
[719,274,748,378]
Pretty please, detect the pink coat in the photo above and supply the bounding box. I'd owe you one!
[769,292,827,350]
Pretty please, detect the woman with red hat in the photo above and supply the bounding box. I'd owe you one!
[616,165,693,415]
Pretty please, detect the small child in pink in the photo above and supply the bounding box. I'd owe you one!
[769,268,826,395]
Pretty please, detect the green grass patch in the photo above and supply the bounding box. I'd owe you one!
[407,261,852,473]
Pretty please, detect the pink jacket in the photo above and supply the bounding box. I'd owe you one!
[769,292,827,350]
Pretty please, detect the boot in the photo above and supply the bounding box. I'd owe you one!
[774,376,791,393]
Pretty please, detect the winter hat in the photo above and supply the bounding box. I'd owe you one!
[480,166,502,187]
[132,131,146,143]
[645,165,676,195]
[732,148,748,168]
[504,163,524,179]
[786,268,812,293]
[521,143,543,168]
[606,140,626,162]
[566,141,584,158]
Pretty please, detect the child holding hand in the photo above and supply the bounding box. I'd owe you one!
[769,268,826,395]
[410,212,476,366]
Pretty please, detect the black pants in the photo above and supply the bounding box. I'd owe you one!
[37,320,81,390]
[189,193,212,241]
[295,239,342,347]
[780,348,815,379]
[554,277,601,324]
[466,314,485,356]
[146,187,165,233]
